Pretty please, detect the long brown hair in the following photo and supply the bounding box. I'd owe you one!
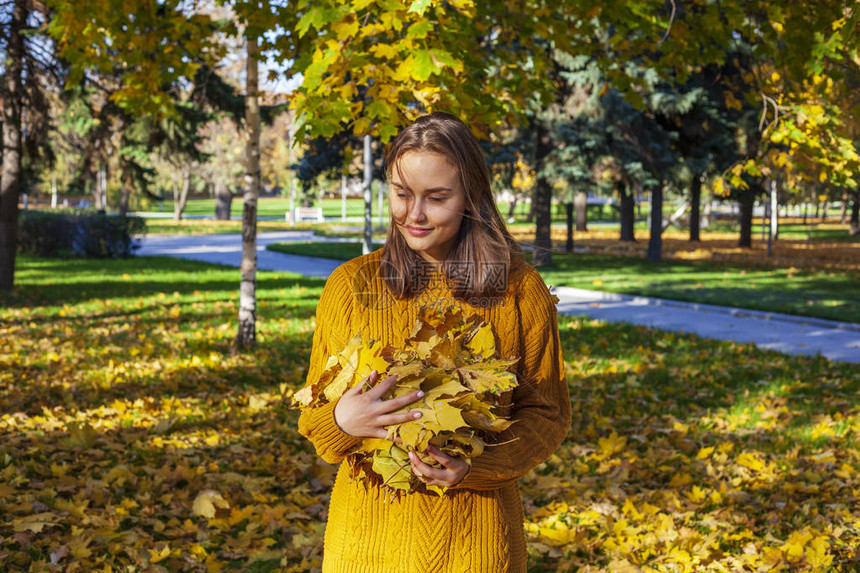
[381,112,522,305]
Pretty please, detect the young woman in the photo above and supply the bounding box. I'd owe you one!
[298,112,570,573]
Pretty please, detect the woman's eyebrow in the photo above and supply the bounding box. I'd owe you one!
[390,182,453,193]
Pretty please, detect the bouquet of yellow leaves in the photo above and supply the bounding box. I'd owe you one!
[291,305,519,495]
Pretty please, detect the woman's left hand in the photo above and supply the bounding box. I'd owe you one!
[408,445,470,488]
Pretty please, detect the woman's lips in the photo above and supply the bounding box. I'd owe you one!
[406,226,432,237]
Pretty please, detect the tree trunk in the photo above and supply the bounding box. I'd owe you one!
[769,178,778,242]
[532,121,552,267]
[822,201,828,221]
[94,166,107,212]
[689,173,702,242]
[574,190,588,231]
[526,188,536,224]
[215,180,232,220]
[119,168,132,216]
[738,191,755,248]
[363,134,373,255]
[564,202,574,252]
[619,183,635,241]
[173,165,191,221]
[507,196,517,220]
[850,192,859,236]
[235,37,260,351]
[0,0,25,292]
[839,190,848,223]
[647,184,663,262]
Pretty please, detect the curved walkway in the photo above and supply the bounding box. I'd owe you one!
[138,232,860,363]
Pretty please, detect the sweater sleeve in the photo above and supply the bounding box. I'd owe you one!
[453,269,571,491]
[297,265,362,464]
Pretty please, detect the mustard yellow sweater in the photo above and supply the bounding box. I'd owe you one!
[298,250,570,573]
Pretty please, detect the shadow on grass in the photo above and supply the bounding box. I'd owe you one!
[3,256,327,309]
[1,327,318,416]
[558,317,857,438]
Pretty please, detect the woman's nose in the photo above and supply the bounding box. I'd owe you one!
[408,198,427,222]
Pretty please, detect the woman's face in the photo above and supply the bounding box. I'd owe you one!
[389,151,467,266]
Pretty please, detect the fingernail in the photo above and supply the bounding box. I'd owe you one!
[413,412,421,419]
[408,452,415,461]
[416,391,424,398]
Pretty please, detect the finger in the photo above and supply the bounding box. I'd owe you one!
[409,451,440,478]
[377,391,424,415]
[347,369,378,395]
[366,374,398,397]
[424,445,455,469]
[378,409,422,427]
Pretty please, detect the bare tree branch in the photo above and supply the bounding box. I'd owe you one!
[659,0,677,44]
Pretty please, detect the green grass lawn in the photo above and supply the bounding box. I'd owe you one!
[1,255,857,571]
[152,197,390,220]
[538,252,860,324]
[268,240,385,261]
[143,218,391,238]
[264,242,860,324]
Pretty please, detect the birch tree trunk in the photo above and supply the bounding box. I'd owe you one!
[235,37,260,350]
[574,190,588,231]
[850,191,859,236]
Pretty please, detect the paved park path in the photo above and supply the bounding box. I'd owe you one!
[138,231,860,363]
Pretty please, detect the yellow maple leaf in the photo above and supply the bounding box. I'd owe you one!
[192,490,230,520]
[737,452,766,472]
[464,323,496,359]
[696,446,715,459]
[457,358,518,394]
[782,529,813,560]
[805,536,833,568]
[387,360,423,381]
[422,377,469,401]
[372,445,412,491]
[150,544,171,563]
[322,337,390,401]
[597,432,627,458]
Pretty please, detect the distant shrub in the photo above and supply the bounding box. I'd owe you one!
[18,210,146,258]
[17,210,75,257]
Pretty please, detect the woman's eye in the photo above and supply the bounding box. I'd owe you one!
[428,196,446,203]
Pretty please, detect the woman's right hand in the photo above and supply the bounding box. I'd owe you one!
[333,370,424,439]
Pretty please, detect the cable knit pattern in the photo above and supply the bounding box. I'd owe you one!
[297,250,571,573]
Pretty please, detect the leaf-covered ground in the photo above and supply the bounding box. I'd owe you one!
[509,222,860,271]
[1,256,858,571]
